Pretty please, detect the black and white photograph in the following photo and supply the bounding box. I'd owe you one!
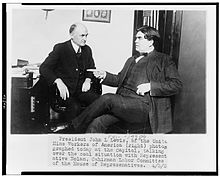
[3,2,218,175]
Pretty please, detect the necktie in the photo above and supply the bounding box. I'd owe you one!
[76,47,81,58]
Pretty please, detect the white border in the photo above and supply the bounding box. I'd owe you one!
[4,3,217,175]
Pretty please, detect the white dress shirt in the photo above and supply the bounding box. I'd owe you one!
[71,40,80,53]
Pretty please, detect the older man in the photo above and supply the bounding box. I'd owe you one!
[53,25,182,134]
[40,23,100,125]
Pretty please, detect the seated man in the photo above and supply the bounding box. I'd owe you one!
[53,25,182,134]
[39,23,100,127]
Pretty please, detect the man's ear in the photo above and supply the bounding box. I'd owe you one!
[149,39,154,46]
[69,31,75,38]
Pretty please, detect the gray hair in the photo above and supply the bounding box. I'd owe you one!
[69,23,77,34]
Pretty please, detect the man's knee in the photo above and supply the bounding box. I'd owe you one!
[99,93,115,104]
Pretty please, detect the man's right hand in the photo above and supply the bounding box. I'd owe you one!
[54,78,69,100]
[94,70,106,79]
[87,69,106,80]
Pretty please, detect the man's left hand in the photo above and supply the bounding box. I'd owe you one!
[136,83,151,96]
[82,78,91,92]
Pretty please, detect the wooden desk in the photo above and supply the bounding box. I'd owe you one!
[11,73,49,134]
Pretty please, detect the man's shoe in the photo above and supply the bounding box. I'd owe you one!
[51,122,69,133]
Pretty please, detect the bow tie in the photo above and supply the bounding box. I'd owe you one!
[140,53,148,57]
[134,52,148,59]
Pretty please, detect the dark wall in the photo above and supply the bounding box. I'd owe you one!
[173,11,206,133]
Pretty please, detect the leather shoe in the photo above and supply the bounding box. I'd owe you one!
[49,122,83,134]
[50,122,70,133]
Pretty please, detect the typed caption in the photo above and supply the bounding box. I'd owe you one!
[49,135,168,169]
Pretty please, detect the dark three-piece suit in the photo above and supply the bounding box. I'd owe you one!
[39,40,100,122]
[71,50,182,133]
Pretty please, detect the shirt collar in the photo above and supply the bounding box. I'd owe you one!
[71,40,80,53]
[135,49,154,63]
[135,55,144,63]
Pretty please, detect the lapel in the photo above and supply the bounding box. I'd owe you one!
[66,40,79,67]
[67,40,77,54]
[146,50,158,66]
[145,50,161,79]
[118,57,135,87]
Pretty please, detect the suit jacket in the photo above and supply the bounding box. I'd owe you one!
[39,40,95,94]
[103,50,182,133]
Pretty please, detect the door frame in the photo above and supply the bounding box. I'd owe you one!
[132,10,183,67]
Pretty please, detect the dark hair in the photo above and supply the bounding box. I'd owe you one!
[137,25,160,50]
[69,24,77,34]
[137,25,160,40]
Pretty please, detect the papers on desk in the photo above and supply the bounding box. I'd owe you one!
[11,67,26,75]
[23,65,40,78]
[11,64,40,78]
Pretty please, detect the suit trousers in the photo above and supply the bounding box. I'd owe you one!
[86,114,119,133]
[71,93,150,133]
[63,90,100,122]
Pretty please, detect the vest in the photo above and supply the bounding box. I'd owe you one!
[117,57,150,99]
[75,52,86,93]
